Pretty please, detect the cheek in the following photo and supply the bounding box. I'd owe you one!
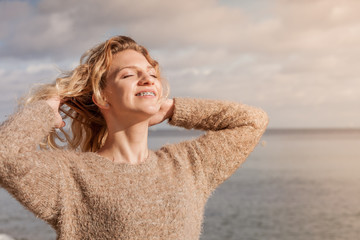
[113,81,134,96]
[105,84,126,104]
[157,81,163,98]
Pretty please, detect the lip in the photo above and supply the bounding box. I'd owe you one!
[135,89,157,97]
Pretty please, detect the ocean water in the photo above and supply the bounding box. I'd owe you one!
[1,130,360,240]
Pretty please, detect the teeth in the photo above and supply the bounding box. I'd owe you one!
[136,92,155,96]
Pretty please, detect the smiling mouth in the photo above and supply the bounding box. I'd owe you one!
[135,91,156,97]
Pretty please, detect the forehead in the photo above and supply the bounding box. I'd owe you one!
[110,49,152,70]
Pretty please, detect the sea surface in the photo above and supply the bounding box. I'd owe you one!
[1,130,360,240]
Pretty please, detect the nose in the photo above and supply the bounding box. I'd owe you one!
[138,72,155,86]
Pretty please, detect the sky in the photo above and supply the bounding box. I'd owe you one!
[1,0,360,128]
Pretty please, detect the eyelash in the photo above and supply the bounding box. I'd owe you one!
[122,74,157,79]
[123,75,133,79]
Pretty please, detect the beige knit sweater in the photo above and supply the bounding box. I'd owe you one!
[0,98,268,240]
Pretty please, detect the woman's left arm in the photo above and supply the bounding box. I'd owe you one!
[162,98,268,193]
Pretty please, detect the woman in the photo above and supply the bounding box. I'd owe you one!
[0,36,268,240]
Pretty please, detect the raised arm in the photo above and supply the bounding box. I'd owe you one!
[163,98,268,194]
[0,101,65,224]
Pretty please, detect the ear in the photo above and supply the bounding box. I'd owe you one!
[92,94,110,110]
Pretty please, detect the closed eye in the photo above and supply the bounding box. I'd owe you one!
[122,75,134,79]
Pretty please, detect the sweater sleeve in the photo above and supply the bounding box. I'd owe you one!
[0,101,64,223]
[166,98,268,194]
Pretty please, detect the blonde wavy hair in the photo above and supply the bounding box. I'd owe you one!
[23,36,169,152]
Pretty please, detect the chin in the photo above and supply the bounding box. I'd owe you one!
[140,104,161,115]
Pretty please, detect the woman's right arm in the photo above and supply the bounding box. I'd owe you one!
[0,100,67,224]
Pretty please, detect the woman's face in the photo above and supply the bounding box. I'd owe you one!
[103,49,162,119]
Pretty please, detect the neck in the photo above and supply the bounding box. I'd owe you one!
[98,120,150,165]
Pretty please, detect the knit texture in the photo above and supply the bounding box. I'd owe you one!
[0,98,268,240]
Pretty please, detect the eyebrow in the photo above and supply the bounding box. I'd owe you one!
[114,65,155,76]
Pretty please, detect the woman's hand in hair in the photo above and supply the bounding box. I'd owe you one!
[148,98,174,127]
[45,97,65,128]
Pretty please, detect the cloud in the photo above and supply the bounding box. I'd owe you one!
[25,63,58,74]
[0,63,59,121]
[0,0,360,127]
